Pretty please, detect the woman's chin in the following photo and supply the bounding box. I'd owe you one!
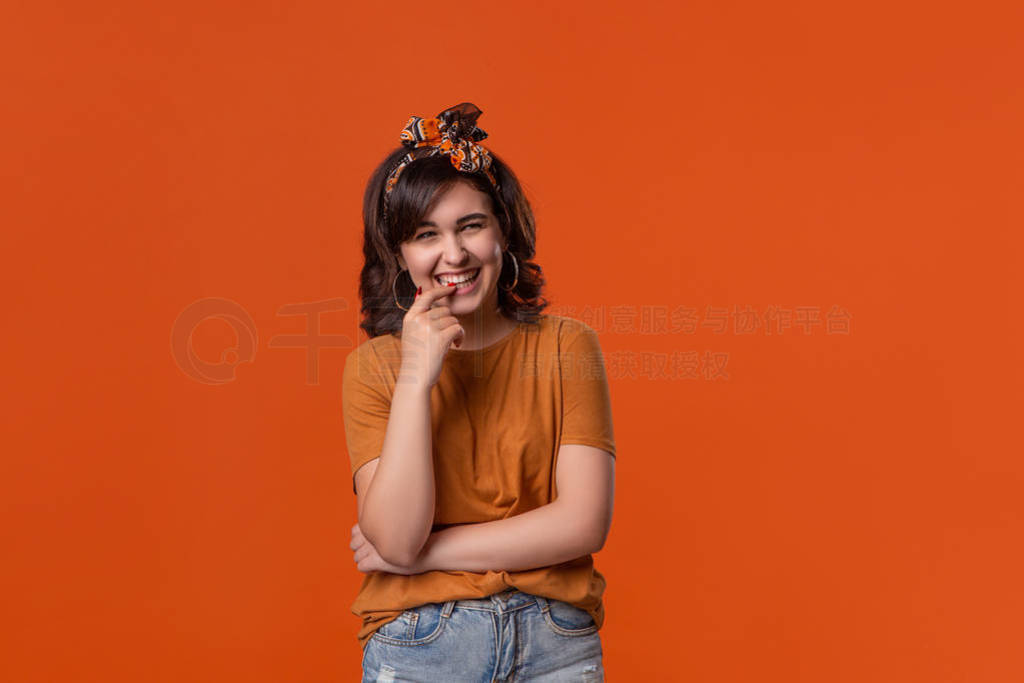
[449,283,497,318]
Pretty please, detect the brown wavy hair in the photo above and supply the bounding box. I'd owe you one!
[357,148,549,339]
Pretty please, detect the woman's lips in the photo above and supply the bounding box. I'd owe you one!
[436,268,480,295]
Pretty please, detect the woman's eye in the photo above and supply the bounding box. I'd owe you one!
[415,224,482,240]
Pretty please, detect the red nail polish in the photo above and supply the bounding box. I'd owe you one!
[447,282,456,287]
[416,286,421,296]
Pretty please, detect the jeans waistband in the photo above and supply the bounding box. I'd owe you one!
[442,589,552,615]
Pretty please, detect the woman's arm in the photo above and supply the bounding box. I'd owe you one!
[356,380,435,567]
[355,286,464,567]
[413,500,596,573]
[351,500,593,575]
[413,445,615,572]
[351,445,615,574]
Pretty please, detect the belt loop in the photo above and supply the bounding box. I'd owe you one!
[441,599,456,618]
[533,595,549,613]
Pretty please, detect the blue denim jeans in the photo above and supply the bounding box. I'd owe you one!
[361,588,605,682]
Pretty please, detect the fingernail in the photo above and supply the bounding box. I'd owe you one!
[416,286,421,296]
[447,283,456,287]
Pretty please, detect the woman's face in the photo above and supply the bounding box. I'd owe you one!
[396,180,506,318]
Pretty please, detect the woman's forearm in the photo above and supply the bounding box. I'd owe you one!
[359,379,435,566]
[409,500,599,573]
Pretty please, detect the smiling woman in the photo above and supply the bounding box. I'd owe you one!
[394,182,520,349]
[356,105,546,342]
[342,102,616,682]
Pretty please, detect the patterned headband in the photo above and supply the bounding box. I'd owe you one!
[382,102,500,212]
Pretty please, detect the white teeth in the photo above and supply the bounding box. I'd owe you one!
[436,269,479,286]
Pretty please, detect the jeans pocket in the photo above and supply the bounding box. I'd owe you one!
[537,597,599,637]
[374,610,418,640]
[370,601,454,646]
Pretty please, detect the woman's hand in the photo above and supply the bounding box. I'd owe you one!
[349,523,421,575]
[399,284,465,389]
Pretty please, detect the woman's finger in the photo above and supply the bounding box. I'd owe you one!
[428,315,458,330]
[425,306,452,319]
[407,283,456,314]
[444,321,465,349]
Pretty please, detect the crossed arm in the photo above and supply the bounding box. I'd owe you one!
[350,444,615,575]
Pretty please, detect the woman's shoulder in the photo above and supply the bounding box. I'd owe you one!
[533,313,601,343]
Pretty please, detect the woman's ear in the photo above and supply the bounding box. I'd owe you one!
[395,252,406,270]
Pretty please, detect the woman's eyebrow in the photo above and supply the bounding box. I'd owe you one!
[417,212,488,228]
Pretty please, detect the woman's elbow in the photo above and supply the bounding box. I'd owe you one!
[587,527,609,554]
[377,540,420,568]
[361,521,424,567]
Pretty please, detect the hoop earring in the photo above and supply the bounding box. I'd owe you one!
[392,268,413,311]
[499,250,519,291]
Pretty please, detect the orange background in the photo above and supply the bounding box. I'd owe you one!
[4,1,1023,681]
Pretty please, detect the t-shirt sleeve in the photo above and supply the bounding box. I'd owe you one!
[558,321,616,458]
[341,343,393,494]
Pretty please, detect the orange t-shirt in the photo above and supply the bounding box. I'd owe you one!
[341,314,616,650]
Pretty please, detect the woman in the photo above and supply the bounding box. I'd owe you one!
[343,102,616,682]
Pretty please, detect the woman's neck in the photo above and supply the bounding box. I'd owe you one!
[454,305,518,351]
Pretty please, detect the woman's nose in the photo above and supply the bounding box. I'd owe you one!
[442,236,468,263]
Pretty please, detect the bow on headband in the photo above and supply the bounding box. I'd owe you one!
[383,102,500,204]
